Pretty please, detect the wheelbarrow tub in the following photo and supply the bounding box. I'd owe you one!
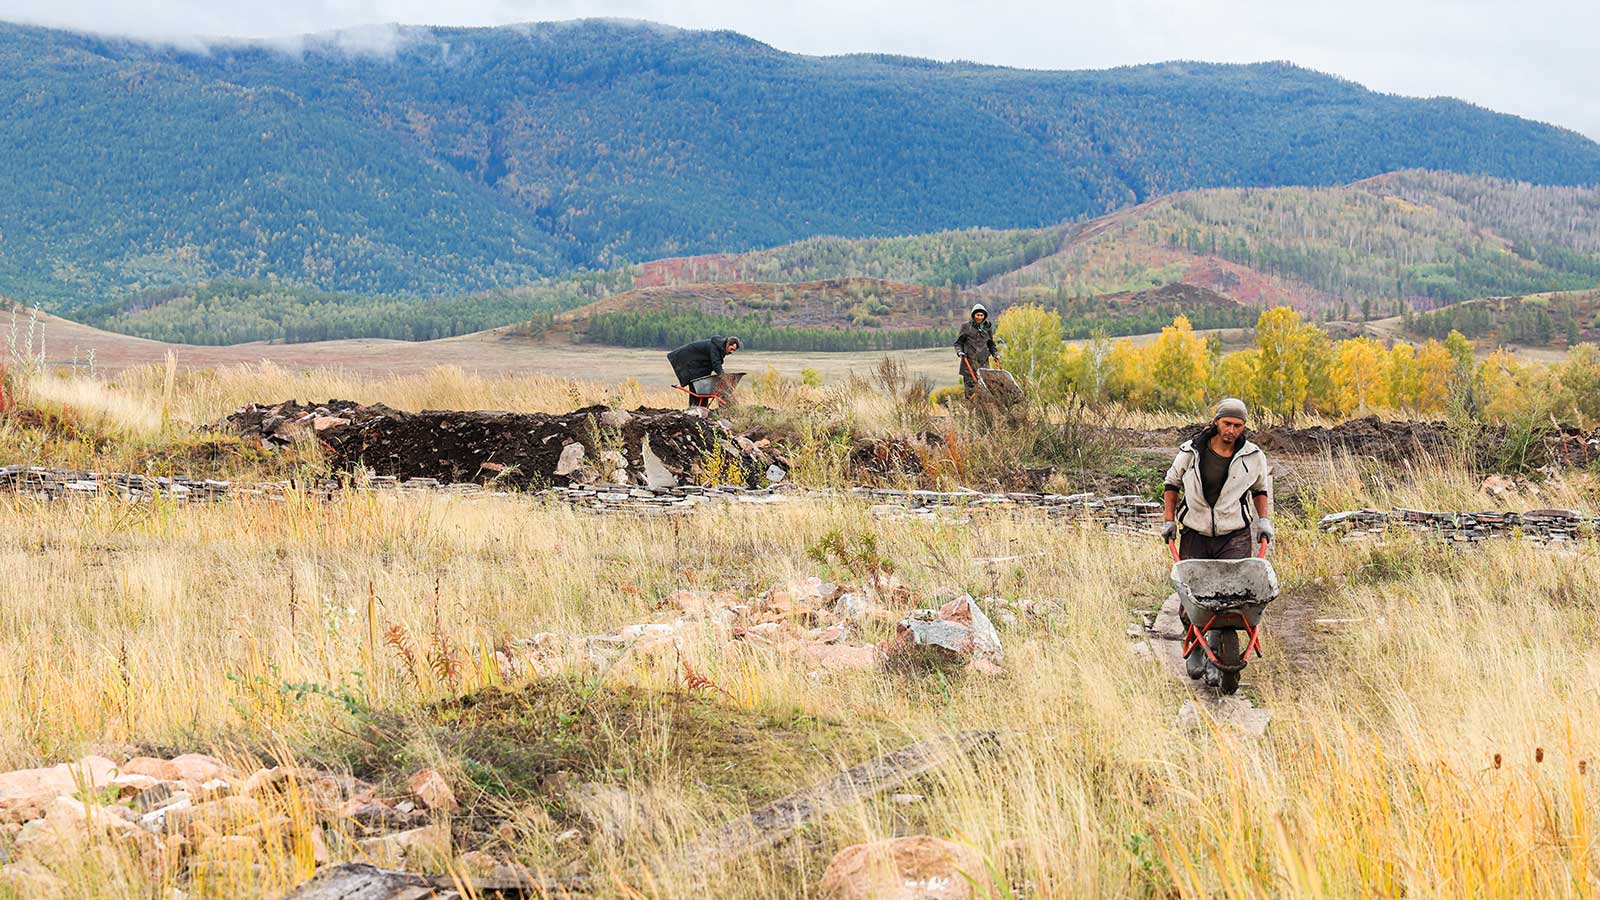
[690,371,746,400]
[1170,557,1277,625]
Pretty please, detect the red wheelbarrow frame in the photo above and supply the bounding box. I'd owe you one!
[1169,537,1269,669]
[672,372,745,407]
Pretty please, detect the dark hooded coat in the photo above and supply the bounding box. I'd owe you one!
[954,305,997,367]
[667,336,729,385]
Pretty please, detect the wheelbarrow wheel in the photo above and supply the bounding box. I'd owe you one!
[1209,630,1242,695]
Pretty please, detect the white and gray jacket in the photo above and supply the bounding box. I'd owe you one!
[1163,435,1272,536]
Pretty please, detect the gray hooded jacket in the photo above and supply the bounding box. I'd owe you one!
[1163,433,1271,536]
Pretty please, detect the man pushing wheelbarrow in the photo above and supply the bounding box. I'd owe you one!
[666,336,741,408]
[1160,398,1278,693]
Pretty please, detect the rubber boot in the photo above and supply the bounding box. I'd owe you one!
[1179,606,1205,679]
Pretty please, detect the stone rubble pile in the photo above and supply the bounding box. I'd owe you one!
[1318,507,1597,543]
[0,464,1168,530]
[504,577,1058,682]
[850,487,1163,529]
[0,752,520,897]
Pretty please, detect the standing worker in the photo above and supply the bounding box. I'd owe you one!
[667,336,741,407]
[954,303,998,394]
[1160,397,1274,561]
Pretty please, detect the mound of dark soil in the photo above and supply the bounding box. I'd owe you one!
[1250,415,1457,465]
[221,400,787,488]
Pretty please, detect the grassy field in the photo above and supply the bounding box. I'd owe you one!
[2,366,1599,898]
[18,307,963,383]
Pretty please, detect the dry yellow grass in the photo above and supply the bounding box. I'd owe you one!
[3,366,1599,898]
[2,489,1598,897]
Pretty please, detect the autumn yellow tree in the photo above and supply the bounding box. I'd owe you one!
[1209,348,1260,408]
[1059,329,1113,403]
[1473,348,1548,423]
[1414,339,1456,414]
[1444,330,1474,375]
[1105,338,1153,406]
[1553,342,1600,423]
[995,305,1064,395]
[1333,336,1387,414]
[1385,343,1423,411]
[1300,326,1339,415]
[1252,307,1310,422]
[1147,315,1209,412]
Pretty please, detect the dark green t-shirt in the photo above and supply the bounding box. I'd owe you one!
[1198,437,1232,507]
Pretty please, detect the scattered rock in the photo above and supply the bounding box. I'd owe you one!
[891,595,1004,669]
[832,592,871,622]
[566,783,650,844]
[803,643,885,672]
[109,773,161,800]
[120,758,181,782]
[160,796,261,837]
[1176,698,1272,738]
[819,835,986,900]
[168,755,228,785]
[406,770,458,813]
[138,795,192,833]
[359,822,451,870]
[456,850,499,876]
[13,797,141,867]
[311,416,349,432]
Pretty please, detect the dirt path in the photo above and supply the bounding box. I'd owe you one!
[1261,582,1329,675]
[1140,560,1333,736]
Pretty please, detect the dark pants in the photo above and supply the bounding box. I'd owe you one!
[1178,527,1252,560]
[959,359,987,393]
[687,391,710,408]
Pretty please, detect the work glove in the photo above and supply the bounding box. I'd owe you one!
[1160,521,1177,543]
[1256,518,1275,544]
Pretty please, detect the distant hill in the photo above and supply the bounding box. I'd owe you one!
[4,19,1600,312]
[65,170,1600,346]
[1407,289,1600,347]
[559,277,966,351]
[559,276,1251,351]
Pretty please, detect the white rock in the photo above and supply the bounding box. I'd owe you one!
[554,442,587,476]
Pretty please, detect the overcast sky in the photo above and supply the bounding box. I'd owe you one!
[4,0,1597,140]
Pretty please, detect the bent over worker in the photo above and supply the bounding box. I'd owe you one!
[666,336,740,407]
[1160,397,1274,560]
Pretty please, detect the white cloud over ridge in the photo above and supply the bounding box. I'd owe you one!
[1,0,1595,139]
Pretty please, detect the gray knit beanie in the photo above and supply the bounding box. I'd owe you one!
[1213,397,1248,423]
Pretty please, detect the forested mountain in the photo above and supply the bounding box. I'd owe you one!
[78,171,1600,345]
[4,18,1600,317]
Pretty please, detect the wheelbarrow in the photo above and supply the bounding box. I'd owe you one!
[960,355,1024,406]
[1166,540,1277,695]
[676,371,746,407]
